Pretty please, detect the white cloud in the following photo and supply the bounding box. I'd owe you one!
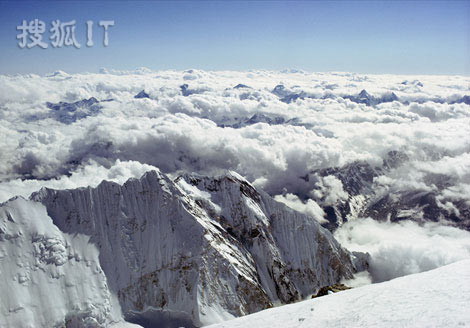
[0,160,159,203]
[311,175,348,206]
[0,69,469,234]
[1,69,469,289]
[274,193,327,224]
[334,218,470,283]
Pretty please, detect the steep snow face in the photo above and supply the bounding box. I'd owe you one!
[177,172,357,302]
[31,170,358,327]
[0,197,117,328]
[206,259,470,328]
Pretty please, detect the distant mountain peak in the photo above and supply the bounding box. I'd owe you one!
[234,83,251,89]
[28,169,360,327]
[134,90,150,99]
[358,89,371,99]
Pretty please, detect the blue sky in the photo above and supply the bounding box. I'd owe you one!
[0,0,469,75]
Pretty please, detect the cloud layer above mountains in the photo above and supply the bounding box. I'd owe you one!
[335,218,470,283]
[1,69,468,204]
[1,68,469,282]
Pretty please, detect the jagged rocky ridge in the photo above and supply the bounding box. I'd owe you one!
[217,113,286,129]
[270,84,469,106]
[46,97,103,124]
[39,86,469,128]
[302,151,470,231]
[271,85,401,105]
[24,169,363,327]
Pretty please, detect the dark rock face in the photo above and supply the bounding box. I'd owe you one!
[356,89,374,105]
[343,89,399,106]
[364,189,470,230]
[319,161,378,197]
[134,90,150,99]
[233,84,251,89]
[311,283,352,298]
[270,86,403,106]
[401,80,424,87]
[180,84,191,96]
[217,113,286,128]
[244,114,285,126]
[451,95,470,105]
[311,161,380,231]
[382,150,409,170]
[46,97,101,124]
[306,151,470,231]
[280,93,306,103]
[180,84,208,96]
[272,84,290,98]
[271,84,307,103]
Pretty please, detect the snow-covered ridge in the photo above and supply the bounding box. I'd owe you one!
[22,169,362,327]
[206,259,470,328]
[0,197,122,327]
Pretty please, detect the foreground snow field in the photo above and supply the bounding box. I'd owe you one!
[206,260,470,328]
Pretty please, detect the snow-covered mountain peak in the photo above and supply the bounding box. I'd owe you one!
[26,169,360,327]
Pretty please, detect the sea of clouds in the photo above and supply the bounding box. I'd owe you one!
[1,68,469,282]
[335,218,470,283]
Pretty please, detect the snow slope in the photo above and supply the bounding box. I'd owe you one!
[0,197,127,327]
[206,260,470,328]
